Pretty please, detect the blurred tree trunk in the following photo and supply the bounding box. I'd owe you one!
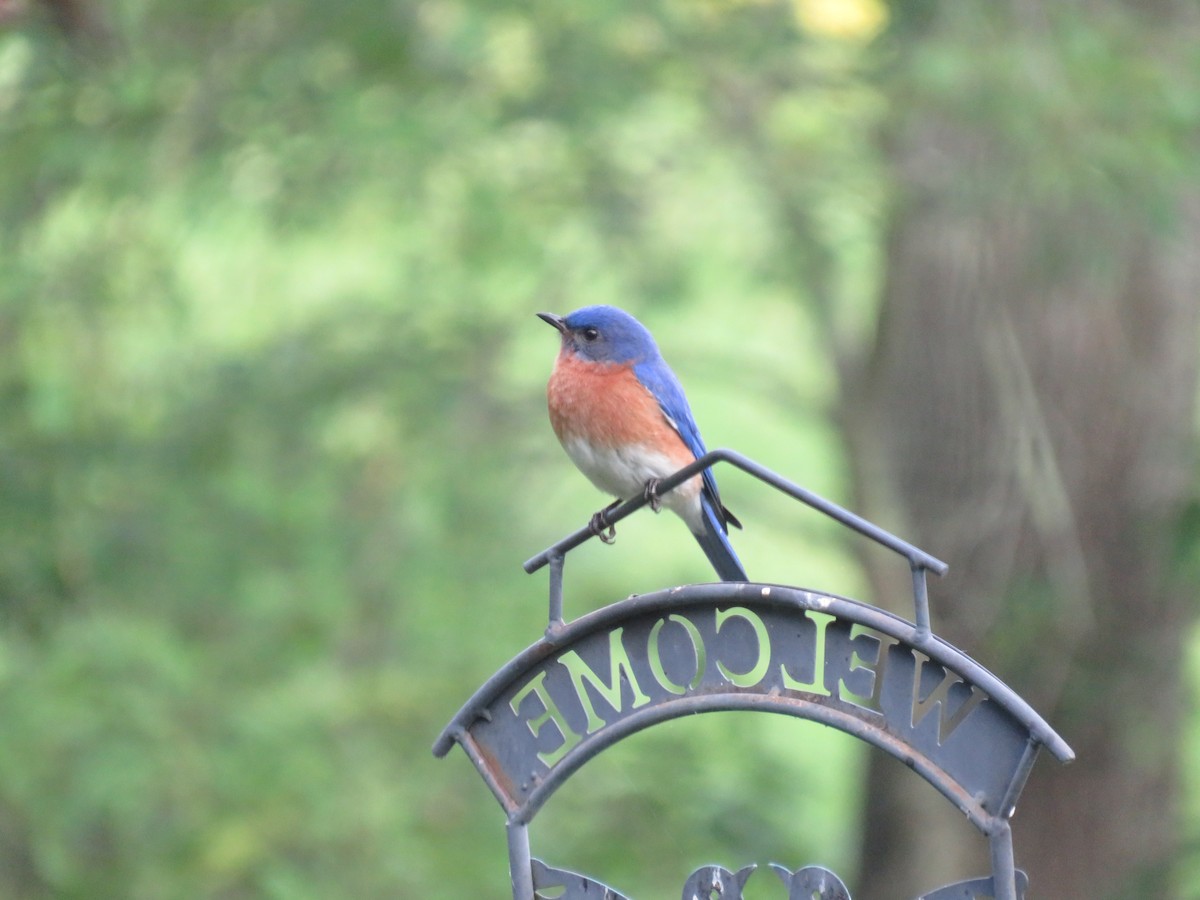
[842,3,1200,898]
[1,0,113,46]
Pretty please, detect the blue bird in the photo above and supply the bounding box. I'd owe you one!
[538,305,747,582]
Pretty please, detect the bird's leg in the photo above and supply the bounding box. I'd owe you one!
[643,478,662,513]
[589,499,621,545]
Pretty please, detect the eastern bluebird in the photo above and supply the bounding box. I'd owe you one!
[537,305,747,582]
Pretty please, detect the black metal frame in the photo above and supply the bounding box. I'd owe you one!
[524,449,947,639]
[434,450,1075,900]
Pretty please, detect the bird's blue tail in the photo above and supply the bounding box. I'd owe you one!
[693,497,747,582]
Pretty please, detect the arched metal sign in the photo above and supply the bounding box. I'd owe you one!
[433,451,1074,899]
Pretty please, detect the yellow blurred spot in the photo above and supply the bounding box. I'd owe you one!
[793,0,887,41]
[485,15,541,98]
[201,819,265,877]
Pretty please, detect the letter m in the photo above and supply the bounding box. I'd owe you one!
[557,628,652,735]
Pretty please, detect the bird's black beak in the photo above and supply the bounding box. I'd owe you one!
[537,312,567,333]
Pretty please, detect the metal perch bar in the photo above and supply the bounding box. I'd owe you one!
[524,448,947,632]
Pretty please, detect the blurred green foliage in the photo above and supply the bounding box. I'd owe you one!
[0,0,882,896]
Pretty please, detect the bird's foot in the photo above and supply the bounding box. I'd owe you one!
[589,501,620,544]
[643,478,662,513]
[589,511,617,544]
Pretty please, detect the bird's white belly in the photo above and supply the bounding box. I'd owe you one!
[562,437,701,528]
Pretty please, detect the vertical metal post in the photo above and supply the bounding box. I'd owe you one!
[998,737,1041,819]
[989,820,1018,900]
[911,564,931,642]
[546,551,565,637]
[507,818,534,900]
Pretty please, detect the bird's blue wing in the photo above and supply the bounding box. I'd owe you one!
[633,359,707,457]
[634,357,746,582]
[694,498,748,581]
[633,358,737,529]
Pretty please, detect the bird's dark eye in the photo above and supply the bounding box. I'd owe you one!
[581,327,600,342]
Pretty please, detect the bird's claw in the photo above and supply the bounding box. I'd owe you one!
[589,510,617,544]
[643,478,662,513]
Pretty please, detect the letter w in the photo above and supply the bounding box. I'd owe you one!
[911,658,985,744]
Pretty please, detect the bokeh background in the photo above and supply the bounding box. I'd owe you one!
[2,0,1199,897]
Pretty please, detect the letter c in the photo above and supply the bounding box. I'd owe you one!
[714,606,771,688]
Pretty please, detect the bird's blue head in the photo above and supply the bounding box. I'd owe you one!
[537,305,660,365]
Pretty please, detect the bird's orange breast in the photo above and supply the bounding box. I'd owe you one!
[546,353,693,467]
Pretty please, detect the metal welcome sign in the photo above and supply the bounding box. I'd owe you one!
[433,450,1074,900]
